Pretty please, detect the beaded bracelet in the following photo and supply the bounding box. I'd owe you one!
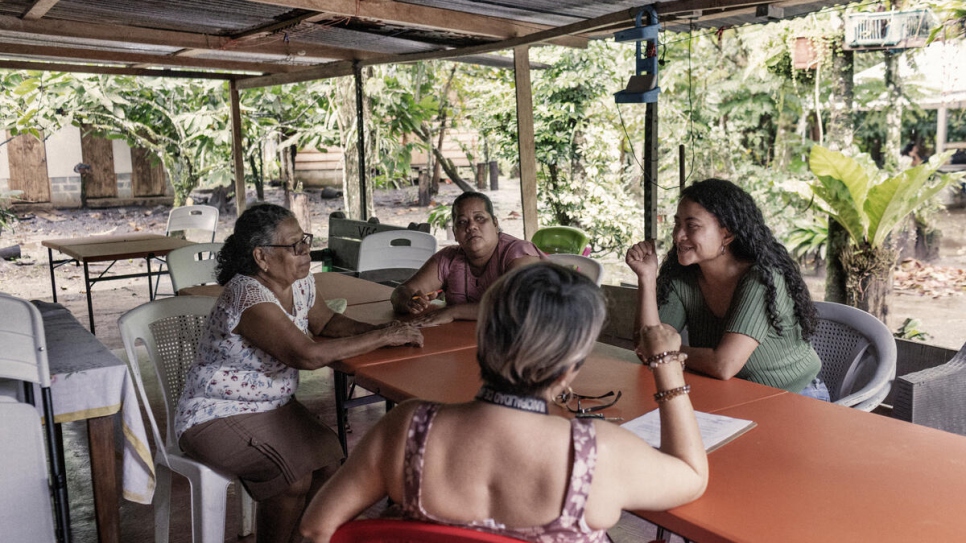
[654,384,691,404]
[643,350,687,369]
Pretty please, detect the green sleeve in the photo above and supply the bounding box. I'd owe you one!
[658,281,687,332]
[726,270,772,343]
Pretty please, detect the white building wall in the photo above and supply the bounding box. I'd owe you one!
[113,139,133,198]
[113,139,133,174]
[45,126,83,177]
[45,126,84,207]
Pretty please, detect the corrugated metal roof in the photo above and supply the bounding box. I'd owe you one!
[0,0,847,85]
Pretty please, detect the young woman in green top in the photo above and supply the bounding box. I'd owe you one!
[626,178,829,400]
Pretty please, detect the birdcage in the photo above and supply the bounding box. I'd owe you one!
[845,9,933,50]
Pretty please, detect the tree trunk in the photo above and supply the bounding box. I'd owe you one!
[826,43,854,152]
[883,51,902,168]
[842,244,896,322]
[825,218,849,303]
[292,192,311,235]
[417,170,431,206]
[336,76,363,220]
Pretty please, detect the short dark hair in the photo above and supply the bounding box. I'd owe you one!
[476,262,606,395]
[452,191,495,219]
[216,203,294,285]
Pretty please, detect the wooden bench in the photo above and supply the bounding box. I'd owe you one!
[326,212,431,278]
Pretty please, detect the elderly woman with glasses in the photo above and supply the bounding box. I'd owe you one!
[175,203,423,543]
[390,191,545,327]
[301,263,708,543]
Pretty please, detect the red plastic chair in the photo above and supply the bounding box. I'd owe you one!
[330,519,528,543]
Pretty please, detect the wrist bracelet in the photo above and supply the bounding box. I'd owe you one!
[644,350,687,369]
[654,384,691,404]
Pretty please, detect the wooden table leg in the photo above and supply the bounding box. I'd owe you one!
[87,415,120,543]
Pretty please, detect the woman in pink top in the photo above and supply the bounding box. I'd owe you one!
[301,263,708,543]
[390,191,544,326]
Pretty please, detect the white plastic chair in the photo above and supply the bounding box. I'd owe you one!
[810,301,898,411]
[155,205,220,296]
[548,253,605,286]
[167,242,223,294]
[0,401,58,543]
[0,294,71,542]
[356,230,438,286]
[165,205,220,242]
[357,230,438,272]
[118,296,254,543]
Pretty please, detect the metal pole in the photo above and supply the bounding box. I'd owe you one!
[644,101,658,240]
[354,61,368,221]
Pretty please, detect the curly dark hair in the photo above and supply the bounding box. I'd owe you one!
[656,178,817,339]
[216,203,294,285]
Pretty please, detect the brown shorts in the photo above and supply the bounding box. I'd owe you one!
[178,399,344,501]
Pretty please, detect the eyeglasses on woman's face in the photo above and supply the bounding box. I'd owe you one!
[553,389,622,415]
[261,233,314,256]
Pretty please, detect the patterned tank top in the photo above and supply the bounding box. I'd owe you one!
[401,402,609,543]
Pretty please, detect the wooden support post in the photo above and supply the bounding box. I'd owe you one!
[476,163,487,189]
[229,80,247,215]
[489,161,499,190]
[417,170,431,206]
[514,45,538,240]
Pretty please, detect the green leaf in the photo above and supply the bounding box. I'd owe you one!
[808,147,868,244]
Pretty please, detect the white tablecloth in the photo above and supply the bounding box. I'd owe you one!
[35,301,155,504]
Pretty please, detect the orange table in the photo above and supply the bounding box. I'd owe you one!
[638,392,966,542]
[43,234,195,334]
[353,343,787,420]
[324,319,479,454]
[178,271,395,304]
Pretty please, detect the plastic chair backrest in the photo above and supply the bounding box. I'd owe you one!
[118,295,254,542]
[810,301,897,411]
[331,519,528,543]
[118,296,215,455]
[167,242,223,293]
[357,230,438,273]
[531,226,590,255]
[0,294,70,541]
[165,205,219,242]
[0,293,51,387]
[0,401,58,543]
[547,253,605,286]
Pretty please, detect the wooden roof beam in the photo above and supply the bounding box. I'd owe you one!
[21,0,60,21]
[0,43,285,74]
[248,0,587,48]
[0,14,363,61]
[238,5,643,89]
[0,58,237,79]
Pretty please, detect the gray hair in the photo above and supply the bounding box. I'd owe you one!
[477,262,606,395]
[216,203,294,285]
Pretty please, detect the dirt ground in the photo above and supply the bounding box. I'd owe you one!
[2,181,966,351]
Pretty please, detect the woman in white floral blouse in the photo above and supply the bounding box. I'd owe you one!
[175,203,423,543]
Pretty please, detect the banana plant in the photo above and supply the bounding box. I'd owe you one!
[808,145,963,316]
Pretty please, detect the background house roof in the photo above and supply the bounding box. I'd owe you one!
[0,0,847,87]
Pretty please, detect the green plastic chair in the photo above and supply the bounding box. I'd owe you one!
[531,226,591,255]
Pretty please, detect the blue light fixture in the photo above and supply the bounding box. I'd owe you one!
[614,6,660,104]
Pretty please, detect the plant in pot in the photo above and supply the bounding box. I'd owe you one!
[808,145,963,320]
